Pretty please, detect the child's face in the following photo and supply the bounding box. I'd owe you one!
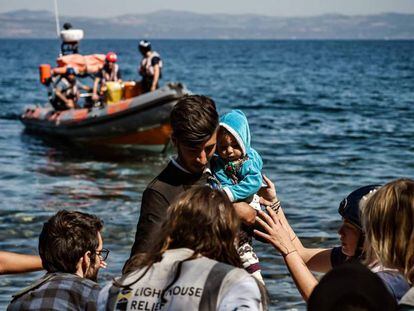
[217,129,243,162]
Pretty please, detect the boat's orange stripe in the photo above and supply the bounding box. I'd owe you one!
[71,109,89,121]
[94,123,172,145]
[107,100,131,115]
[48,111,61,121]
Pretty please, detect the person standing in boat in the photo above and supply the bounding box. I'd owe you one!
[92,52,122,102]
[138,40,163,93]
[60,22,81,56]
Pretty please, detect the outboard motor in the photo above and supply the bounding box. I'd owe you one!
[60,22,84,56]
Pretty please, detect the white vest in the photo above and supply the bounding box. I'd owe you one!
[98,248,261,311]
[139,51,163,77]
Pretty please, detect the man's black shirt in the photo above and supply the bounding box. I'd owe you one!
[130,160,210,256]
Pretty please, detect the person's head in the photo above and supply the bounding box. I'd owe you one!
[337,221,361,257]
[105,51,117,69]
[362,178,414,284]
[63,22,73,30]
[337,185,381,257]
[39,210,105,281]
[124,186,241,273]
[65,67,76,83]
[138,40,151,56]
[308,262,397,311]
[217,127,243,162]
[218,109,251,162]
[170,95,219,174]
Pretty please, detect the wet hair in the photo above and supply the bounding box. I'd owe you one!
[39,210,103,273]
[124,186,242,275]
[362,178,414,284]
[170,95,219,145]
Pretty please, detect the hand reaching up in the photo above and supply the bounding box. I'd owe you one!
[254,207,296,257]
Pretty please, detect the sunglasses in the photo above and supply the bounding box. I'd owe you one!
[96,248,110,261]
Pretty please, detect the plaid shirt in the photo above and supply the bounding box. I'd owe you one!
[8,272,100,311]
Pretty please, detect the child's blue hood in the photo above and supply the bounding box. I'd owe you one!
[220,109,251,156]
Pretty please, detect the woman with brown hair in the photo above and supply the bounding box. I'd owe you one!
[361,178,414,309]
[98,186,265,311]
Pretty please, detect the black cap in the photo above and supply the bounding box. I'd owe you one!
[138,40,151,53]
[63,22,73,30]
[338,185,381,231]
[308,262,397,311]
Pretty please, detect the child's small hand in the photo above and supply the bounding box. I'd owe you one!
[258,175,278,204]
[230,174,239,184]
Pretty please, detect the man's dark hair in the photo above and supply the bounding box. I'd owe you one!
[63,22,73,30]
[170,95,219,145]
[39,210,103,273]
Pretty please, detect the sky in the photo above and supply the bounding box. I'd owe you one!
[1,0,414,17]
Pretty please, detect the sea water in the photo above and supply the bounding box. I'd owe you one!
[0,39,413,310]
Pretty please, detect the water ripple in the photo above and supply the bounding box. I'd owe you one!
[0,39,413,310]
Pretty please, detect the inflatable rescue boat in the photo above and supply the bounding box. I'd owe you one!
[20,83,189,152]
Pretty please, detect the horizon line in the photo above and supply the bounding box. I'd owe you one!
[1,8,414,19]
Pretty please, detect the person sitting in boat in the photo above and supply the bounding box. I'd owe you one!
[51,67,91,111]
[138,40,163,93]
[92,52,122,103]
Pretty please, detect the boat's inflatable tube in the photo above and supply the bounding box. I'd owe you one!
[20,83,190,149]
[60,29,84,43]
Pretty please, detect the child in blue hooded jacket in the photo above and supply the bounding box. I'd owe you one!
[211,109,264,283]
[212,109,263,205]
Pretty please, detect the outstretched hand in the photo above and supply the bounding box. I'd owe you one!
[254,207,296,256]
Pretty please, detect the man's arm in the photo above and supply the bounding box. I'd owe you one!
[55,89,69,106]
[0,251,43,275]
[77,80,91,92]
[92,77,101,101]
[130,188,169,257]
[150,64,160,92]
[233,202,257,226]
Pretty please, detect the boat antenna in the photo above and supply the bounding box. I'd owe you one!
[53,0,61,37]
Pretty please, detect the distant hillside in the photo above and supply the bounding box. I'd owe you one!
[1,9,413,39]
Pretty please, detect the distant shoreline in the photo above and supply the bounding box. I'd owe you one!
[1,10,413,40]
[1,38,414,41]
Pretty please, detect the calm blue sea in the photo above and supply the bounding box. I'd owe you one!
[0,39,413,310]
